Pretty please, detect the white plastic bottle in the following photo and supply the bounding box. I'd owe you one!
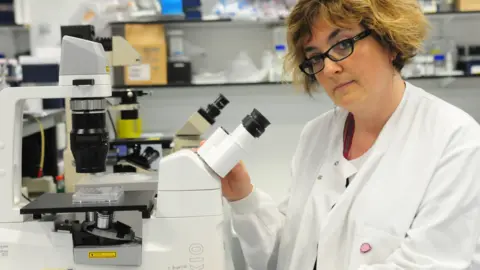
[269,45,286,82]
[167,29,186,60]
[269,26,290,82]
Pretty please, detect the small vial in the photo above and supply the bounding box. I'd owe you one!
[434,54,446,75]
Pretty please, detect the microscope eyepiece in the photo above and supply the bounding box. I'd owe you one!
[205,104,221,121]
[198,94,230,125]
[242,109,271,138]
[214,94,229,109]
[251,109,270,128]
[95,37,113,52]
[197,108,270,178]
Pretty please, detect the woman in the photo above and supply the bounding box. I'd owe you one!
[223,0,480,269]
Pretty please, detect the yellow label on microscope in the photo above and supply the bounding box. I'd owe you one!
[88,251,117,259]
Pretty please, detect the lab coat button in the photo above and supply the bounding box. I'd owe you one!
[334,161,339,166]
[317,175,323,180]
[360,243,372,253]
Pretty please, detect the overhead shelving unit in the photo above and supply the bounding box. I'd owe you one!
[425,10,480,16]
[0,23,27,30]
[4,9,480,92]
[109,10,480,26]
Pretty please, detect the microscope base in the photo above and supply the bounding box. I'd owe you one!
[0,215,227,269]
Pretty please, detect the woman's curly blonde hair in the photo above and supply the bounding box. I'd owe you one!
[284,0,430,93]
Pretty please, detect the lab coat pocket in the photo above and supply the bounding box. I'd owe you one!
[349,224,403,269]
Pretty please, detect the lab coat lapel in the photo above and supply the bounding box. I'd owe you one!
[276,110,349,270]
[284,159,358,270]
[316,89,409,267]
[276,150,331,270]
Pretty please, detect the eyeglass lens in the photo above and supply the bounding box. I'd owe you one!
[303,39,354,75]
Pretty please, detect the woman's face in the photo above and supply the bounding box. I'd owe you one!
[303,19,397,111]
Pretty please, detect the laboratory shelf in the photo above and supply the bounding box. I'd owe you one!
[109,17,286,28]
[2,11,479,30]
[108,10,480,26]
[112,74,480,90]
[406,74,480,79]
[22,109,65,137]
[110,18,233,25]
[112,81,284,89]
[0,23,24,28]
[425,10,480,16]
[0,24,27,31]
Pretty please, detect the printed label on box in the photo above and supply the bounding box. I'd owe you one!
[128,64,151,81]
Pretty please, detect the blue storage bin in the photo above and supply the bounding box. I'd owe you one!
[159,0,184,15]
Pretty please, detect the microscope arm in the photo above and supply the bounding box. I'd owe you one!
[0,35,112,224]
[0,82,111,223]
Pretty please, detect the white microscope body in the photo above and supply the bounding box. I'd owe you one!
[154,110,270,270]
[0,35,271,270]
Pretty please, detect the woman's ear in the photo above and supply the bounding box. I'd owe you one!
[391,51,398,62]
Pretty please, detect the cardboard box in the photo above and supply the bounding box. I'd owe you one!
[111,24,168,86]
[457,0,480,11]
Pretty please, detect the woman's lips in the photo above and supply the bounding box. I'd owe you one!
[334,81,354,92]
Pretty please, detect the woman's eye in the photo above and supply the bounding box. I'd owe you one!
[335,40,352,51]
[310,54,324,63]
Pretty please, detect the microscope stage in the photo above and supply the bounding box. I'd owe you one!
[20,190,156,218]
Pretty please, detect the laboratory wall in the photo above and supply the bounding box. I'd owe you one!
[3,1,480,203]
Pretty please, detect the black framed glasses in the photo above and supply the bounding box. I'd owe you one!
[299,29,372,75]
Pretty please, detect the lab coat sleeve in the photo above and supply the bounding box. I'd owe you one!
[228,184,290,270]
[359,135,480,269]
[228,125,305,270]
[228,112,331,270]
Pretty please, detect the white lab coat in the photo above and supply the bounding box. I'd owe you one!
[229,81,480,270]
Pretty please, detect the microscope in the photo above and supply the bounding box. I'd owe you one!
[0,35,271,269]
[61,24,142,193]
[76,93,231,191]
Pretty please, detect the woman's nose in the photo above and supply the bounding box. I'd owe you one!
[322,58,343,76]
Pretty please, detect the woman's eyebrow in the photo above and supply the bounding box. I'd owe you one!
[303,28,346,54]
[327,28,342,42]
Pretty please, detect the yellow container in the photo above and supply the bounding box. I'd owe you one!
[117,118,142,138]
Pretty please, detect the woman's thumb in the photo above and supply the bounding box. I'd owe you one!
[192,140,206,152]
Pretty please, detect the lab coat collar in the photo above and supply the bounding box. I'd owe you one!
[334,156,358,182]
[333,81,410,156]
